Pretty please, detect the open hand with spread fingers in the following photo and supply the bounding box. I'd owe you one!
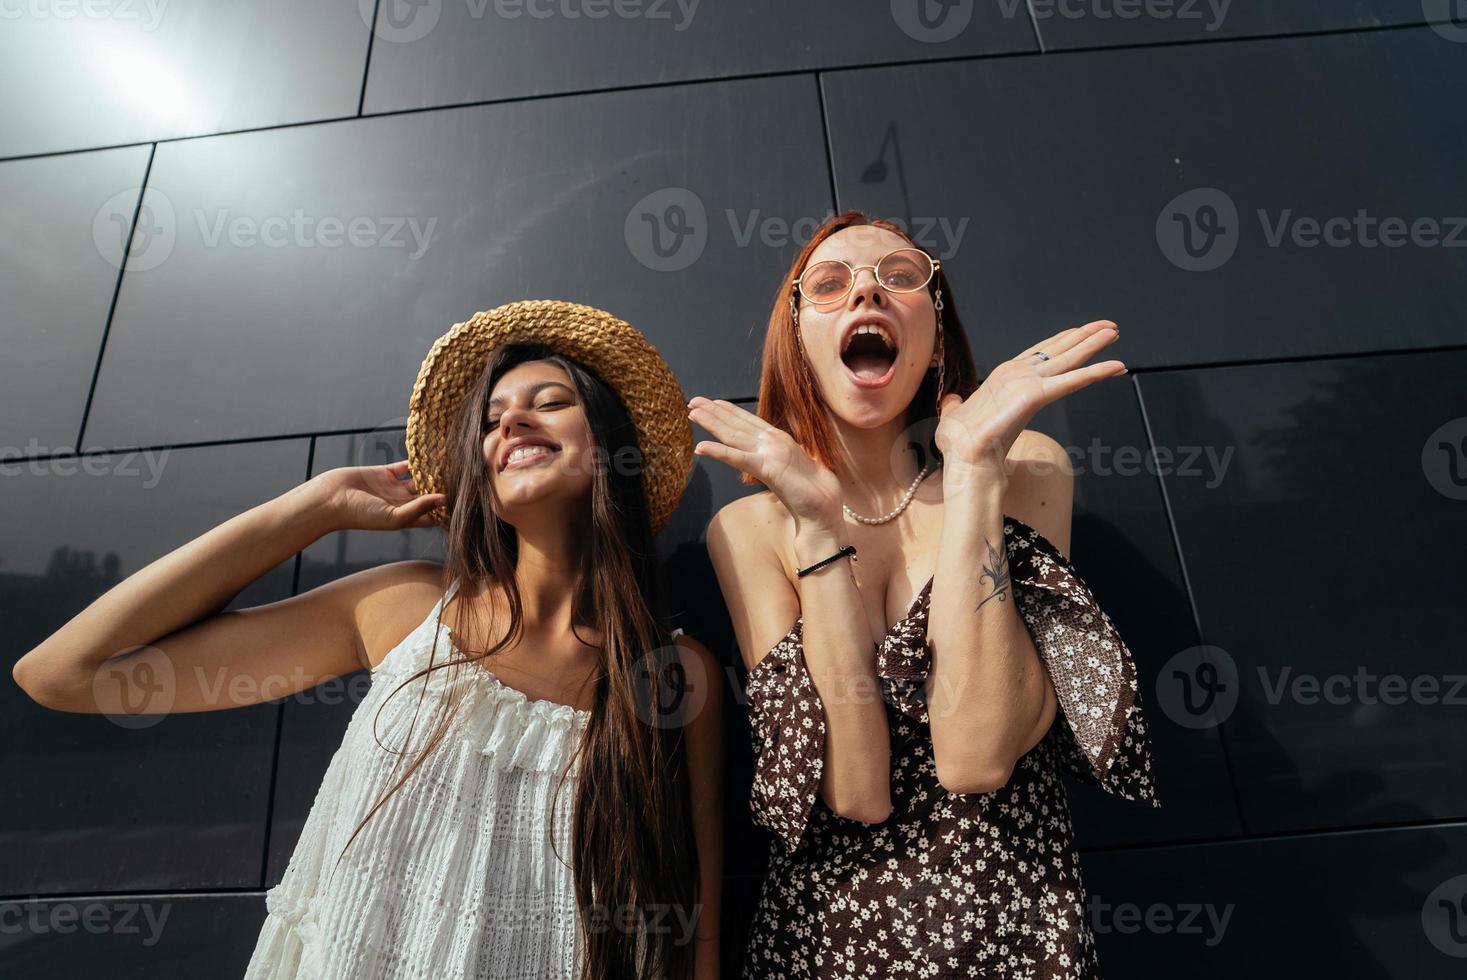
[935,320,1125,484]
[686,396,844,529]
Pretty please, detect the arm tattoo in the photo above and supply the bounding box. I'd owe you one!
[976,535,1011,612]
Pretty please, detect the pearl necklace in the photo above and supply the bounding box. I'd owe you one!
[842,461,935,525]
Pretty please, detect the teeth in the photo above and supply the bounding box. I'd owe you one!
[506,445,556,465]
[843,322,895,354]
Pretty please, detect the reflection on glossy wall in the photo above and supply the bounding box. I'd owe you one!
[3,3,1464,976]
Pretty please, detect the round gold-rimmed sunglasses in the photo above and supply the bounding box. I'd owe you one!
[792,246,941,306]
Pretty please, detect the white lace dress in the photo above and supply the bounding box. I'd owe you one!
[245,581,601,979]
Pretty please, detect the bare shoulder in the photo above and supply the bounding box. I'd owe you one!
[1009,428,1072,473]
[671,632,723,686]
[708,489,793,581]
[349,560,453,670]
[705,491,800,672]
[711,489,789,540]
[1002,429,1075,559]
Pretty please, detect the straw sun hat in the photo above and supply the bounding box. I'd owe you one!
[405,299,693,535]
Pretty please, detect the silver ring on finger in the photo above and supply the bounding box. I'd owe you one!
[1032,350,1050,361]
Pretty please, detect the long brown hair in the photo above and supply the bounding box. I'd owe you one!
[746,209,984,484]
[335,342,698,980]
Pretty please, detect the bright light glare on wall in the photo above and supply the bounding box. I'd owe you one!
[84,23,212,133]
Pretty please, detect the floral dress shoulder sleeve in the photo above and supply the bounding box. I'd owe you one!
[742,620,826,854]
[1004,514,1161,807]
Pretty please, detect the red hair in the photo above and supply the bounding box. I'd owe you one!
[743,210,983,485]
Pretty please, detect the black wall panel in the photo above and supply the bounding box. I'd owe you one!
[1080,822,1467,977]
[6,8,1463,977]
[823,27,1467,370]
[2,893,267,979]
[0,0,371,159]
[362,0,1038,114]
[82,75,831,450]
[0,146,150,453]
[1033,0,1431,49]
[1141,349,1467,833]
[0,440,306,895]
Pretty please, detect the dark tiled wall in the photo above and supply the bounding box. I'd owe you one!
[3,4,1464,976]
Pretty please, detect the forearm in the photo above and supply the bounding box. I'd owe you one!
[14,481,336,684]
[926,476,1051,789]
[792,521,892,822]
[691,900,720,980]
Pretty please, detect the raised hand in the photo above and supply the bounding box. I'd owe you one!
[687,396,844,529]
[935,320,1124,483]
[307,459,448,531]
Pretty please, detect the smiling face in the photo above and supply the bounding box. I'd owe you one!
[796,225,939,427]
[483,360,596,523]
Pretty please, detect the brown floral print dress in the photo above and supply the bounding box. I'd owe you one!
[741,514,1161,979]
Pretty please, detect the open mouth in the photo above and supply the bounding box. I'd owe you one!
[840,325,899,386]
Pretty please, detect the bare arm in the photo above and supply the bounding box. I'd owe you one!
[673,634,725,980]
[925,433,1066,793]
[12,461,445,715]
[706,499,892,824]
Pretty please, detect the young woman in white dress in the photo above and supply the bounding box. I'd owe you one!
[13,301,725,980]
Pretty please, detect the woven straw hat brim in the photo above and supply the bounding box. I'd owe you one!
[406,299,692,535]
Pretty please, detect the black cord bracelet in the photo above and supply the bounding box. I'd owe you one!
[796,543,858,578]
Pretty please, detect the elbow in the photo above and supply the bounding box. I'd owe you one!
[935,754,1015,796]
[12,654,52,707]
[837,799,894,825]
[12,651,80,712]
[823,787,893,825]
